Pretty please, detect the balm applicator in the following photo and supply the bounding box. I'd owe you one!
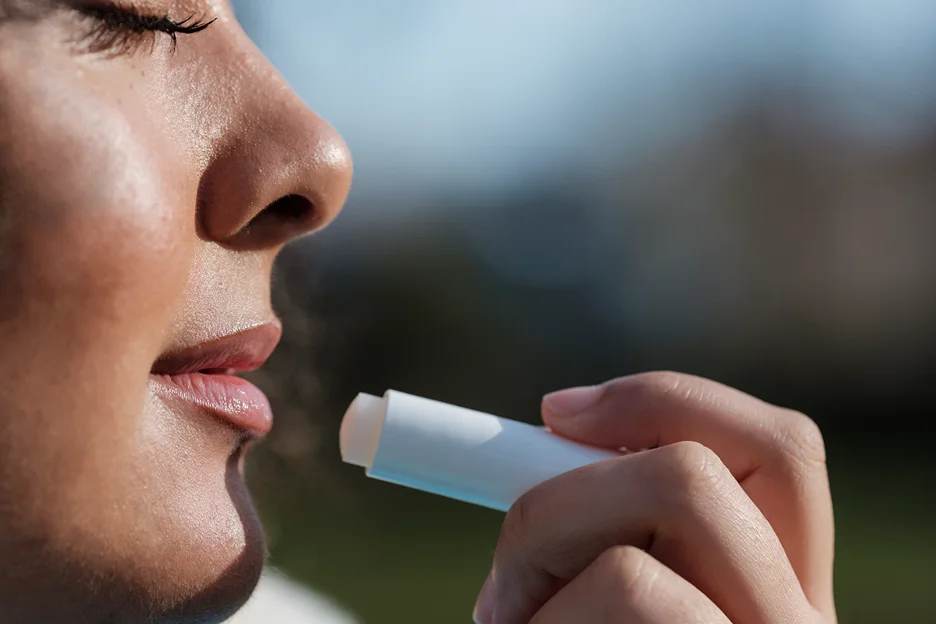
[340,390,618,512]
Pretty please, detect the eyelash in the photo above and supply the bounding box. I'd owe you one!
[74,4,216,55]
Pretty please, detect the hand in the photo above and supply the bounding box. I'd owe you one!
[472,372,835,624]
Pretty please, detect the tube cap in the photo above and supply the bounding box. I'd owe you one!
[339,393,385,468]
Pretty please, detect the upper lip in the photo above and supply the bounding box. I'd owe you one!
[151,323,283,376]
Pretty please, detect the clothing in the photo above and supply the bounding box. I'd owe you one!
[226,568,357,624]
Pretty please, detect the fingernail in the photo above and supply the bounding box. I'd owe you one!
[472,573,496,624]
[543,385,601,417]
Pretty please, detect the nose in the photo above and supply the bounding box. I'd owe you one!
[197,38,352,250]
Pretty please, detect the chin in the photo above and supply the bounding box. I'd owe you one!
[158,535,266,624]
[81,528,266,624]
[146,455,268,623]
[49,451,266,623]
[1,478,267,624]
[115,403,271,622]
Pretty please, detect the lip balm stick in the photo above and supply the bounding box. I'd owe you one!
[340,390,619,512]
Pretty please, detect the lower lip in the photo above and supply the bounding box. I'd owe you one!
[149,373,273,437]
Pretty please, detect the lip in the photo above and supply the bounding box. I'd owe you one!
[150,323,282,437]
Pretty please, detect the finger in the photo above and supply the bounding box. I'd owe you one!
[473,569,495,624]
[541,372,835,616]
[528,546,731,624]
[489,443,815,624]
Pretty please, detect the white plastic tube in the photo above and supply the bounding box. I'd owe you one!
[340,390,618,512]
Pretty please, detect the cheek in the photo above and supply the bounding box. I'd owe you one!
[0,45,196,379]
[0,34,267,619]
[0,42,201,555]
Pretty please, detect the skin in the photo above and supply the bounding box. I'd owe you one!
[0,1,351,621]
[0,2,837,623]
[474,373,836,624]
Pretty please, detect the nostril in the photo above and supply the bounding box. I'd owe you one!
[224,194,320,249]
[253,194,316,226]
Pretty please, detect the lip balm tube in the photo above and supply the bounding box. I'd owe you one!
[340,390,619,512]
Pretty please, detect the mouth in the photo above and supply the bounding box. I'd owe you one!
[149,323,282,438]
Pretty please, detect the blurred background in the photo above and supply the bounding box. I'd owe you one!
[233,1,936,621]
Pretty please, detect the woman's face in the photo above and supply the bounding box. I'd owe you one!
[0,1,351,621]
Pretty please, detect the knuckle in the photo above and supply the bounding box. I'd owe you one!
[499,487,541,557]
[593,546,656,600]
[657,440,728,494]
[603,371,692,407]
[775,408,827,466]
